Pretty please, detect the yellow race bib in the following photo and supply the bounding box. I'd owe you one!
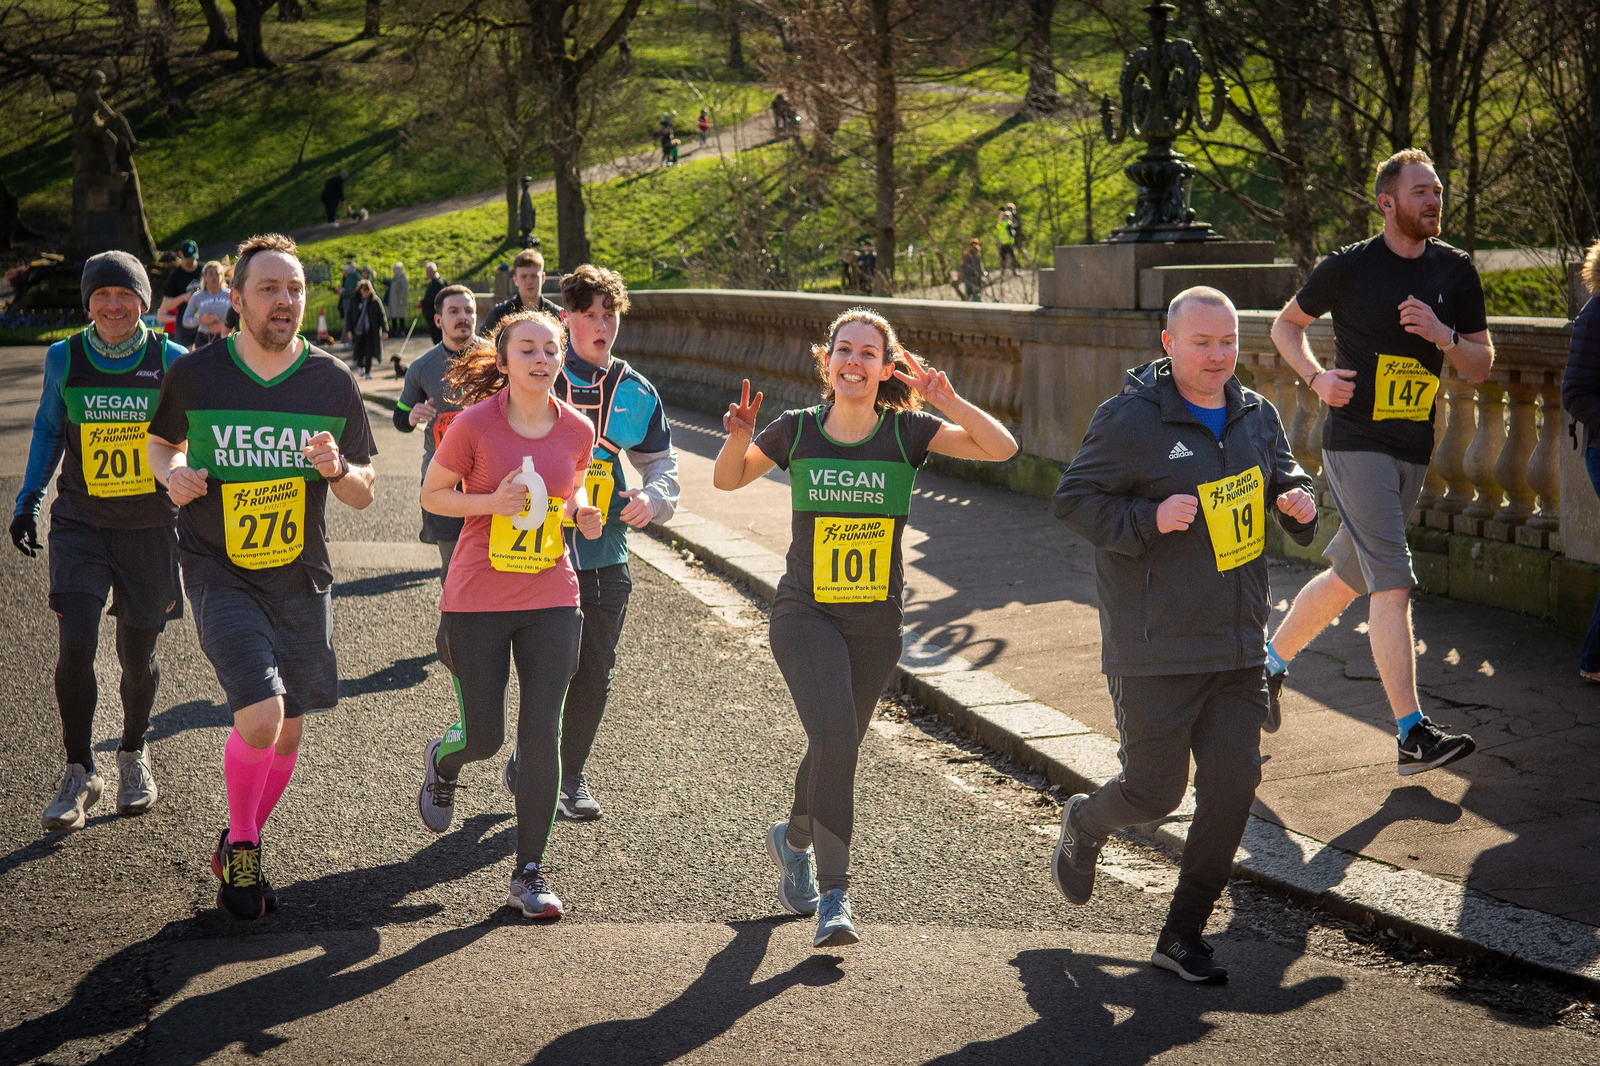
[812,517,893,602]
[1373,355,1439,422]
[222,477,306,570]
[80,421,155,498]
[488,496,565,573]
[566,458,615,528]
[1196,465,1265,572]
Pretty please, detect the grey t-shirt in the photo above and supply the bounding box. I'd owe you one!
[396,342,468,479]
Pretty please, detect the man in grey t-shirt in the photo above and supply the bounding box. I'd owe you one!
[393,284,475,578]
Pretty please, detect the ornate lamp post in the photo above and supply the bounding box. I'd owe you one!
[1101,2,1227,243]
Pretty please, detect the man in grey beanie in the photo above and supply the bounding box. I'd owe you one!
[11,249,187,832]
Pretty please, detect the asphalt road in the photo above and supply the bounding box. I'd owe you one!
[0,346,1596,1063]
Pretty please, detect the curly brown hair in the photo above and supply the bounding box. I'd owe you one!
[444,310,566,407]
[561,263,631,314]
[810,308,924,412]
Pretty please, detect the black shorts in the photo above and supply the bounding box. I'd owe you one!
[420,507,464,545]
[188,583,336,717]
[47,515,182,630]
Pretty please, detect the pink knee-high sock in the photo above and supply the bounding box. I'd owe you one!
[254,749,298,836]
[224,729,275,845]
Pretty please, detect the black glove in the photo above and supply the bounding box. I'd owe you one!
[10,512,40,557]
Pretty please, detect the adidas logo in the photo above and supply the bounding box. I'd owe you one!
[1168,441,1194,459]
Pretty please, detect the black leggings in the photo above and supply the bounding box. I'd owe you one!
[561,562,632,779]
[436,607,582,869]
[768,600,903,893]
[54,592,161,770]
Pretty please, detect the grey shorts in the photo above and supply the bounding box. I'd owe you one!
[1321,449,1428,595]
[188,583,336,717]
[47,516,182,630]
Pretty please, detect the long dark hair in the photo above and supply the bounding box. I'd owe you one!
[810,307,924,412]
[444,310,566,407]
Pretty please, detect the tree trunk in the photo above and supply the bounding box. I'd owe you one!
[1023,0,1061,114]
[149,0,192,119]
[232,0,274,67]
[552,72,590,270]
[108,0,140,38]
[1274,60,1316,275]
[870,0,895,296]
[1423,0,1458,227]
[1330,18,1373,245]
[809,92,841,166]
[0,175,40,250]
[505,169,519,245]
[728,6,744,68]
[197,0,236,52]
[1082,137,1094,243]
[363,0,380,38]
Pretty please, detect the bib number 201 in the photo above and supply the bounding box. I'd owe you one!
[81,421,155,498]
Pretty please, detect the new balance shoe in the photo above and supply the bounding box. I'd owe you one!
[503,744,518,796]
[558,773,602,820]
[508,862,563,919]
[417,737,459,833]
[766,821,819,915]
[212,827,266,920]
[1051,793,1104,905]
[211,828,277,912]
[42,763,104,832]
[814,888,859,948]
[1397,717,1476,776]
[1152,932,1228,983]
[1264,671,1284,733]
[115,745,159,815]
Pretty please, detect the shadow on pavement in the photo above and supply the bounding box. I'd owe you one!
[338,653,439,698]
[333,569,438,598]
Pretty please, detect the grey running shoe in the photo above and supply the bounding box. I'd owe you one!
[1051,793,1105,905]
[1264,670,1284,733]
[508,862,563,919]
[115,745,159,815]
[503,744,518,796]
[558,773,602,820]
[42,763,104,832]
[1397,718,1476,776]
[766,820,819,915]
[814,888,859,948]
[417,738,459,833]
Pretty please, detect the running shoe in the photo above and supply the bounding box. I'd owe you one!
[115,745,159,815]
[42,763,104,832]
[508,862,563,919]
[211,828,277,912]
[502,744,518,796]
[417,737,459,833]
[212,827,266,920]
[1581,669,1600,684]
[1051,793,1105,905]
[1397,717,1476,776]
[1152,931,1228,983]
[1264,671,1284,733]
[766,821,819,915]
[814,888,859,948]
[558,773,602,820]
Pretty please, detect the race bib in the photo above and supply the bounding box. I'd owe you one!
[429,410,459,450]
[488,497,565,573]
[566,458,615,528]
[1196,465,1265,572]
[222,477,306,570]
[1373,355,1439,422]
[812,517,894,603]
[80,421,154,498]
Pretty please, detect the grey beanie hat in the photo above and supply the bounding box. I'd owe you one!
[80,250,152,312]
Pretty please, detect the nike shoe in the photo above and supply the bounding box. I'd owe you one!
[1264,671,1284,733]
[1051,793,1104,905]
[1397,717,1476,776]
[418,737,459,833]
[558,773,602,820]
[42,763,104,832]
[503,744,518,796]
[212,828,277,912]
[115,745,160,815]
[814,888,859,948]
[1152,931,1228,983]
[766,821,820,915]
[508,862,563,919]
[212,827,266,920]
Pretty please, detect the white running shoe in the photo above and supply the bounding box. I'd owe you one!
[508,862,563,919]
[814,888,859,948]
[116,745,159,815]
[43,763,104,832]
[417,738,458,833]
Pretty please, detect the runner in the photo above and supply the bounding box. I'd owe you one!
[503,265,679,820]
[479,249,562,339]
[714,308,1017,948]
[11,250,187,831]
[413,310,603,921]
[146,233,377,921]
[1052,286,1318,983]
[1262,149,1493,770]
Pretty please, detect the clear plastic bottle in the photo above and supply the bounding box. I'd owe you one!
[509,456,546,530]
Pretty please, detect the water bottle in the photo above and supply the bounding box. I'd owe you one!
[510,456,546,531]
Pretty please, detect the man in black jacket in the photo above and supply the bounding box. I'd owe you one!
[1052,286,1317,984]
[418,262,445,345]
[478,249,561,337]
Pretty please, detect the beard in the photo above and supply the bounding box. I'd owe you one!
[1395,202,1442,241]
[245,307,301,352]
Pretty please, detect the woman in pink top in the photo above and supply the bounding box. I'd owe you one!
[414,309,601,920]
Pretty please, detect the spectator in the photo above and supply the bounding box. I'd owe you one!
[771,93,789,140]
[697,108,711,147]
[338,257,360,347]
[996,205,1018,275]
[419,262,444,345]
[348,278,386,379]
[159,238,202,346]
[854,239,876,294]
[180,260,232,347]
[959,238,986,302]
[385,262,409,336]
[321,169,347,225]
[1560,236,1600,683]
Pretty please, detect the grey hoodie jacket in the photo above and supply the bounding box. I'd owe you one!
[1054,358,1316,677]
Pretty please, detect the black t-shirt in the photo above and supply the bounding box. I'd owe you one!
[1296,236,1487,464]
[162,264,201,302]
[148,337,376,597]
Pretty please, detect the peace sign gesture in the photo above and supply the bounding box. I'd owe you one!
[894,350,956,410]
[723,378,764,438]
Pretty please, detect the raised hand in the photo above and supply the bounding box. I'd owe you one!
[489,467,531,517]
[617,487,654,528]
[1399,295,1450,347]
[408,400,437,428]
[894,350,956,410]
[723,378,763,437]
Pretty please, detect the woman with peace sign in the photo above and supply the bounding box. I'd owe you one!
[714,307,1017,948]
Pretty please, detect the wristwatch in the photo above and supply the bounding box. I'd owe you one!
[326,454,350,483]
[1441,329,1459,352]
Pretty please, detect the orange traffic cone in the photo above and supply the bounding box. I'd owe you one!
[315,309,332,345]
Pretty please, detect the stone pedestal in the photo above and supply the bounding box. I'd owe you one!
[1038,241,1299,311]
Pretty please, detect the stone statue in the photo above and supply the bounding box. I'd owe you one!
[70,70,157,262]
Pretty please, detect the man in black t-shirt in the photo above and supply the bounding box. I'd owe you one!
[160,239,202,348]
[1263,149,1494,776]
[148,233,376,921]
[479,248,561,338]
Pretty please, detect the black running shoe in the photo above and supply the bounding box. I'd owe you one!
[211,828,277,911]
[212,828,266,920]
[1397,717,1476,776]
[1152,932,1228,983]
[258,832,278,912]
[1051,794,1105,905]
[1264,670,1284,733]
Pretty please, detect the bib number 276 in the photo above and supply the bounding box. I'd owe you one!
[223,477,306,570]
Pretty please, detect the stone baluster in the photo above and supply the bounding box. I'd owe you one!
[1429,374,1478,527]
[1290,379,1323,488]
[1416,380,1450,513]
[1455,378,1507,536]
[1522,378,1563,544]
[1487,376,1540,539]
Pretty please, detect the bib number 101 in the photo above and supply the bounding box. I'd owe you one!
[811,517,893,603]
[828,545,878,586]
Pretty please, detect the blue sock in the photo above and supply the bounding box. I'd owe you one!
[1395,710,1423,738]
[1265,642,1287,676]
